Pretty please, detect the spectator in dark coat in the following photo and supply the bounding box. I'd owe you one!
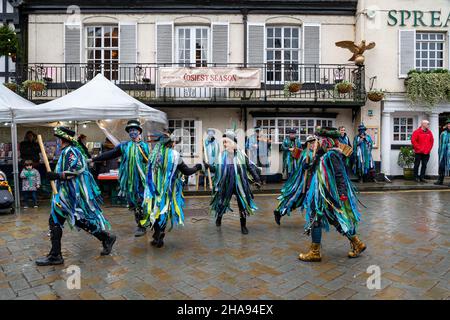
[19,131,41,166]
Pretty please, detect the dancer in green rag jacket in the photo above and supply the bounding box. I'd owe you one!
[352,123,374,183]
[92,120,150,237]
[205,130,262,234]
[141,133,202,248]
[36,127,116,266]
[281,128,302,178]
[298,127,366,262]
[435,118,450,186]
[273,135,317,225]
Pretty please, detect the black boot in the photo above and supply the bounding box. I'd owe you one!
[240,212,248,234]
[155,232,165,248]
[274,210,281,225]
[96,232,117,256]
[35,254,64,266]
[151,223,160,246]
[36,224,64,266]
[134,207,147,237]
[216,215,222,227]
[434,175,444,185]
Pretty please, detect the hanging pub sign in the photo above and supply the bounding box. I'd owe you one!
[159,67,261,88]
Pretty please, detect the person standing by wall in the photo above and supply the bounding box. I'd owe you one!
[281,128,302,178]
[352,124,374,183]
[19,131,41,167]
[434,119,450,186]
[411,120,434,183]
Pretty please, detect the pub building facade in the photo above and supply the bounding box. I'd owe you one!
[5,0,449,178]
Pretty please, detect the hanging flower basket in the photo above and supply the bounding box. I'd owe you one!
[22,80,46,92]
[335,81,353,94]
[367,90,385,102]
[3,82,17,92]
[288,82,302,93]
[283,82,303,97]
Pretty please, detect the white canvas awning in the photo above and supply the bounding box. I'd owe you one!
[0,84,36,122]
[12,74,167,125]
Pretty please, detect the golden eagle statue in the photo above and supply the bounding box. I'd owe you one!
[335,40,376,65]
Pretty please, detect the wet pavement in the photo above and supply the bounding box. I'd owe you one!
[0,190,449,300]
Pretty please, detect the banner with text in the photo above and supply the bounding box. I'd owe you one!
[159,67,261,88]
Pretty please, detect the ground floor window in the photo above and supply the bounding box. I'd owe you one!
[254,117,334,142]
[393,117,414,142]
[168,119,197,156]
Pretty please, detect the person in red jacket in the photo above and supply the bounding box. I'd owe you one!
[411,120,434,183]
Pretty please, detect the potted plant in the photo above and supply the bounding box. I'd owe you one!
[397,146,415,180]
[335,80,354,94]
[22,80,46,92]
[367,89,385,102]
[3,82,17,92]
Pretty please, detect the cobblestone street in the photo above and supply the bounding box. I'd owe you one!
[0,190,449,300]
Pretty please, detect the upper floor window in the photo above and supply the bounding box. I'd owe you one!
[266,27,300,83]
[86,26,119,80]
[415,32,445,71]
[176,27,209,67]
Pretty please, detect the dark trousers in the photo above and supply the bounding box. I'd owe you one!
[437,158,447,182]
[23,191,37,206]
[413,153,430,179]
[48,214,107,257]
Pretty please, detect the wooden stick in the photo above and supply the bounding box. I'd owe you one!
[37,135,58,195]
[203,141,213,189]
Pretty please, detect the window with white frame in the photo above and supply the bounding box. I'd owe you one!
[86,26,119,80]
[168,119,197,156]
[415,32,445,71]
[393,117,414,142]
[266,27,300,83]
[255,117,334,143]
[176,27,209,67]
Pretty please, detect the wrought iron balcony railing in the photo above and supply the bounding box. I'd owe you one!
[13,63,365,105]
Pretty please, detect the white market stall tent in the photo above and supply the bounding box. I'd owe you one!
[1,73,168,211]
[13,73,167,125]
[0,83,38,211]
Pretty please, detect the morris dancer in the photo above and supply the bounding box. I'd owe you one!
[298,127,366,262]
[206,130,261,234]
[36,127,116,266]
[273,135,317,225]
[281,128,302,178]
[141,133,202,248]
[352,123,374,182]
[91,120,150,237]
[435,118,450,186]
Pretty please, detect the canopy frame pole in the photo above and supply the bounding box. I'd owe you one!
[11,120,21,213]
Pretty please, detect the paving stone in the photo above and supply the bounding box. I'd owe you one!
[0,191,449,300]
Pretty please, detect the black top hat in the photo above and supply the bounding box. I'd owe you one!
[54,126,76,143]
[287,128,297,134]
[125,119,143,133]
[358,123,367,131]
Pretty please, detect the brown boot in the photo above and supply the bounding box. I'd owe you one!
[298,243,321,262]
[348,235,366,258]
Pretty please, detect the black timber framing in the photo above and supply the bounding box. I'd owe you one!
[0,0,20,82]
[22,0,358,15]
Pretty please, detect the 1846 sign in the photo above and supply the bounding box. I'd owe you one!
[388,10,450,27]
